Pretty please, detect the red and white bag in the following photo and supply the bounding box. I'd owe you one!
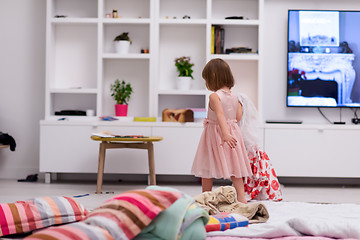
[238,93,282,201]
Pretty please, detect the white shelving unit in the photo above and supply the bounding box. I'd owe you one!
[41,0,264,177]
[44,0,263,120]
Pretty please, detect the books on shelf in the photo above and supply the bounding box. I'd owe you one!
[211,26,215,54]
[134,117,157,122]
[213,25,225,54]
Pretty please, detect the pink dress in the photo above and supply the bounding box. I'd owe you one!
[191,90,252,179]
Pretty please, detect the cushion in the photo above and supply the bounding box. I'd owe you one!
[205,212,248,232]
[0,196,88,237]
[24,188,182,240]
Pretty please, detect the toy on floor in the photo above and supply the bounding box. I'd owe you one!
[205,212,248,232]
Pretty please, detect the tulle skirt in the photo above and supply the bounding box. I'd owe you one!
[191,119,252,179]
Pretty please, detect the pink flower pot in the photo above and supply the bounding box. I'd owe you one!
[115,104,128,116]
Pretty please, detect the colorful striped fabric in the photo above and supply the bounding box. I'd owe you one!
[24,188,182,240]
[205,212,248,232]
[0,196,88,237]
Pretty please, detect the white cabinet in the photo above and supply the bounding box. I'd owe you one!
[264,124,360,178]
[40,121,202,176]
[152,125,203,175]
[40,124,99,173]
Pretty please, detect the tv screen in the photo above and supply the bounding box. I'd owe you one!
[287,10,360,107]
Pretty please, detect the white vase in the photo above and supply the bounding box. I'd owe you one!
[114,41,130,54]
[176,76,192,90]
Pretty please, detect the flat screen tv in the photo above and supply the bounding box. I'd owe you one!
[287,10,360,107]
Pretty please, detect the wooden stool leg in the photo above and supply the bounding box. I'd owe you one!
[147,142,156,185]
[96,142,106,194]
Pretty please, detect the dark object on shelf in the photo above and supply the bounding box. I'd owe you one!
[54,15,67,18]
[214,26,225,54]
[266,120,303,124]
[55,110,87,116]
[183,15,191,19]
[225,16,244,20]
[112,9,118,18]
[18,174,38,182]
[0,132,16,151]
[225,47,252,54]
[141,49,149,53]
[339,41,353,53]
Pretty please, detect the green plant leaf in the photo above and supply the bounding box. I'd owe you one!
[110,79,133,104]
[174,56,194,79]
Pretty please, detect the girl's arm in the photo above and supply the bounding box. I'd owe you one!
[236,101,243,122]
[209,93,237,148]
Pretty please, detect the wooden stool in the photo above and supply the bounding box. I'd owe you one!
[91,136,163,194]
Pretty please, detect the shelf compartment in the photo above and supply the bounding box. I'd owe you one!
[158,94,206,118]
[211,53,259,60]
[102,53,151,59]
[157,89,208,95]
[102,18,151,24]
[102,59,150,117]
[212,0,259,21]
[50,24,97,89]
[226,60,259,108]
[103,0,151,19]
[211,24,259,55]
[49,88,98,94]
[51,18,98,24]
[50,92,97,116]
[159,19,207,25]
[159,25,206,91]
[211,19,260,26]
[103,24,150,54]
[51,0,98,18]
[159,0,206,20]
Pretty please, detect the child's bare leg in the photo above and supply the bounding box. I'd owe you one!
[202,178,213,192]
[231,176,247,204]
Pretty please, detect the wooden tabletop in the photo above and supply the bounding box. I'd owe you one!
[91,135,163,142]
[0,145,9,149]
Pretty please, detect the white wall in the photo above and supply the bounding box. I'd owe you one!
[0,1,46,179]
[263,0,360,124]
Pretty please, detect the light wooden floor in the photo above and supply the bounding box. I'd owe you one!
[1,179,360,210]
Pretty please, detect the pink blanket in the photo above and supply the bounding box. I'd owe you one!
[207,236,357,240]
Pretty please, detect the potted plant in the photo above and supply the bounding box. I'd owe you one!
[114,32,132,54]
[174,56,194,90]
[110,79,133,116]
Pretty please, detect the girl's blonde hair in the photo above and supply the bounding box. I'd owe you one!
[202,58,234,91]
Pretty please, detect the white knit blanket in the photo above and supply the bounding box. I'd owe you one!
[206,201,360,239]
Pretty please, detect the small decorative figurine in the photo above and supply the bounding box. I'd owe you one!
[112,9,118,18]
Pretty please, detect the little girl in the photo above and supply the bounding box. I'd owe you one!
[191,58,252,204]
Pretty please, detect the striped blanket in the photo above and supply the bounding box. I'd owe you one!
[24,188,184,240]
[0,196,88,237]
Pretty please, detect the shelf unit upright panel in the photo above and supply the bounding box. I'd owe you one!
[156,0,208,118]
[101,0,152,117]
[207,0,262,115]
[46,0,99,119]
